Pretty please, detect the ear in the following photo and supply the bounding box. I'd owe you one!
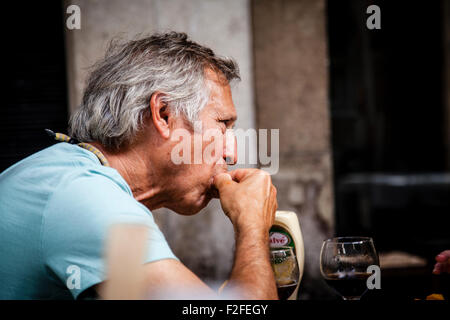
[150,92,171,139]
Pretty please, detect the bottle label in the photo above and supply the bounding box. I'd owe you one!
[269,225,295,250]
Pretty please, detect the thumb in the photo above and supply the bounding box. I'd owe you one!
[213,173,234,191]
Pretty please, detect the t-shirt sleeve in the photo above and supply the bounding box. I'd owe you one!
[41,173,177,299]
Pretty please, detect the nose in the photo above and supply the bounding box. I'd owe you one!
[224,129,237,165]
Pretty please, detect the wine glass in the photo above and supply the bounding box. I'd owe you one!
[320,237,379,300]
[270,246,299,300]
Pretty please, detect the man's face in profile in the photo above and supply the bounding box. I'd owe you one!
[165,70,237,215]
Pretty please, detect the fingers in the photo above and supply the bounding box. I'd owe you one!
[215,168,277,234]
[213,173,234,191]
[433,263,442,275]
[433,262,449,275]
[435,250,450,263]
[228,168,259,182]
[433,250,450,274]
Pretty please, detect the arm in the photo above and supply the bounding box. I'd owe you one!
[94,169,278,300]
[213,169,278,299]
[225,229,277,299]
[95,259,217,299]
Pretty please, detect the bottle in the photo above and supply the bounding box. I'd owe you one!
[269,210,305,300]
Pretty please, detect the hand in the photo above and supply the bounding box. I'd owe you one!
[432,250,450,275]
[213,168,279,299]
[213,169,277,235]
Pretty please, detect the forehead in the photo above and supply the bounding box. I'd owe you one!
[202,69,237,119]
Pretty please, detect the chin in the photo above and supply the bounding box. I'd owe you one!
[170,193,212,216]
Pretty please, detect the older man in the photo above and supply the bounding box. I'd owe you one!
[0,32,278,299]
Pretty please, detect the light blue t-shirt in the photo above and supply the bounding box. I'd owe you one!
[0,142,177,299]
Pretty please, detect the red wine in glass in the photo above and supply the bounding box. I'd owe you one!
[320,237,379,300]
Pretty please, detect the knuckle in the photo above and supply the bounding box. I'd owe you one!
[258,169,270,177]
[257,170,272,184]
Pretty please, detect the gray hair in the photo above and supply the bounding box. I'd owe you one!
[68,32,240,151]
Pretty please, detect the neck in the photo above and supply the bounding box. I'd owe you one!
[89,142,169,210]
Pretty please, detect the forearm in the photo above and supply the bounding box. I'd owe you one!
[213,169,278,299]
[225,229,278,300]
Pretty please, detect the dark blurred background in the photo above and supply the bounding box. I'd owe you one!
[328,0,450,300]
[1,2,68,172]
[1,0,449,300]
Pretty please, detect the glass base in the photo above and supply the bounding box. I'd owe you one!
[342,296,361,300]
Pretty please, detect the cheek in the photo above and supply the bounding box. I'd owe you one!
[186,164,215,184]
